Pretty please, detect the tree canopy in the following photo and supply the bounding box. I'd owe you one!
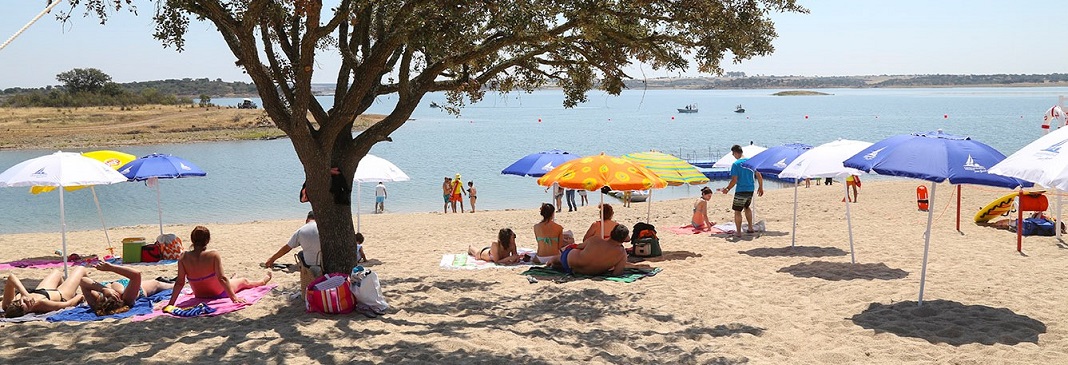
[55,67,112,93]
[67,0,805,273]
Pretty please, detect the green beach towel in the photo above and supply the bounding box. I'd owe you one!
[520,266,662,283]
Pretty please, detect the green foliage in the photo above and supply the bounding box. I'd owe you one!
[199,94,212,107]
[3,88,191,108]
[55,68,112,93]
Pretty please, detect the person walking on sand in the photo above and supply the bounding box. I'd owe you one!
[546,182,563,213]
[442,177,452,213]
[565,188,577,212]
[579,189,588,206]
[846,174,861,202]
[720,144,764,238]
[375,182,387,213]
[451,173,467,213]
[467,181,478,213]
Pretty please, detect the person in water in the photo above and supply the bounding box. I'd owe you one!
[80,262,173,316]
[532,203,564,264]
[167,226,272,307]
[468,228,522,264]
[3,267,87,317]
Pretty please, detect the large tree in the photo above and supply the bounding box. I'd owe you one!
[69,0,805,273]
[55,67,112,93]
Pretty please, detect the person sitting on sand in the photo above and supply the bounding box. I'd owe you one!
[167,226,272,306]
[691,187,715,231]
[548,225,645,276]
[533,203,564,264]
[583,203,619,243]
[3,267,87,317]
[265,211,322,275]
[80,262,173,316]
[468,228,522,264]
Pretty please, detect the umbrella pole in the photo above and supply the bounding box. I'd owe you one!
[90,186,113,255]
[156,181,164,237]
[357,183,362,233]
[918,182,937,306]
[791,181,798,247]
[646,189,652,223]
[956,185,961,233]
[60,188,68,277]
[1057,189,1063,242]
[845,182,855,264]
[600,193,605,239]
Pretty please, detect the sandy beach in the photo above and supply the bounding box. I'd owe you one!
[1,180,1066,364]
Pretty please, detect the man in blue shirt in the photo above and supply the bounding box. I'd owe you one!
[720,144,764,237]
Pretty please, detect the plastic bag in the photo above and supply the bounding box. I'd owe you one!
[350,267,388,312]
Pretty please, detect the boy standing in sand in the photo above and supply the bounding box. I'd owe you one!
[375,182,387,213]
[720,144,764,238]
[442,177,452,213]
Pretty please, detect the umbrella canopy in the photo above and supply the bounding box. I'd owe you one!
[0,151,128,276]
[842,130,1029,306]
[501,149,576,177]
[119,154,207,236]
[621,151,708,186]
[352,154,410,232]
[778,139,873,258]
[537,152,668,191]
[712,144,767,169]
[741,143,813,176]
[988,125,1068,190]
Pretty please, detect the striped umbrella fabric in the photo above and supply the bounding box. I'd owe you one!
[622,151,709,186]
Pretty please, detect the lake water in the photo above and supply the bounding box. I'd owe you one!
[0,87,1063,234]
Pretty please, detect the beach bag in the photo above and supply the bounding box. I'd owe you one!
[631,237,662,258]
[156,234,184,260]
[140,244,163,263]
[306,273,355,314]
[350,267,389,312]
[632,222,658,240]
[1022,217,1056,236]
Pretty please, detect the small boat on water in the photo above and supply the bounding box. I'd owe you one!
[608,190,649,203]
[734,104,746,113]
[429,101,442,108]
[677,104,698,113]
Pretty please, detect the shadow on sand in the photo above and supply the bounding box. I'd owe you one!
[737,246,848,258]
[850,299,1046,346]
[777,261,908,281]
[628,250,702,263]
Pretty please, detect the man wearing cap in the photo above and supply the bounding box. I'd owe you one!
[450,173,467,213]
[264,211,322,276]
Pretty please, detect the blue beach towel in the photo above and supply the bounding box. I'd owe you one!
[47,289,172,322]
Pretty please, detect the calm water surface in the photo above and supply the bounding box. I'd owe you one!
[0,87,1063,234]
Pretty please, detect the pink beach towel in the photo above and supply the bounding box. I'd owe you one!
[131,284,276,321]
[0,259,64,271]
[667,225,726,235]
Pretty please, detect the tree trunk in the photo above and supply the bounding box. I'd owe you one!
[292,137,360,275]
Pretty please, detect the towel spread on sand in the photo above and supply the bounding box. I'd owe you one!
[520,266,662,283]
[130,284,276,321]
[667,225,726,235]
[0,309,71,323]
[439,248,538,270]
[0,258,177,271]
[711,221,766,235]
[46,289,173,322]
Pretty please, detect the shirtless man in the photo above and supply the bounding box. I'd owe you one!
[550,225,643,276]
[442,177,452,213]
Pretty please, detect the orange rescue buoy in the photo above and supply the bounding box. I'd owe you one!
[917,185,929,211]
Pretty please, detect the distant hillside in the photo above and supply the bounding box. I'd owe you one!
[622,73,1068,90]
[122,78,259,97]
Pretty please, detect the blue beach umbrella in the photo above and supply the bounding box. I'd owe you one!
[843,129,1031,305]
[740,143,813,178]
[501,149,576,177]
[119,154,207,236]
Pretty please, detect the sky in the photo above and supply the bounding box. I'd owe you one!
[0,1,1064,88]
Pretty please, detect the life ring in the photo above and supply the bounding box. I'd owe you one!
[1043,105,1066,134]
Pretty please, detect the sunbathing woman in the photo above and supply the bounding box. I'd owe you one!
[3,266,87,317]
[166,226,272,307]
[691,187,715,231]
[533,203,564,264]
[467,228,522,264]
[80,262,173,316]
[583,203,619,243]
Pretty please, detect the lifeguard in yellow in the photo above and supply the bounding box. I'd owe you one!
[450,173,467,213]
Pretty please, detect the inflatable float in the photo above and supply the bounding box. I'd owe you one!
[974,191,1047,223]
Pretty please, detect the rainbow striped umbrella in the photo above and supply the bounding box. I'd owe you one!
[621,151,708,186]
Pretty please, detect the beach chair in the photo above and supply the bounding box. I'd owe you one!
[295,251,323,300]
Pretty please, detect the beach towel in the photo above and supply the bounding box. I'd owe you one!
[0,308,72,323]
[667,225,727,235]
[0,257,176,271]
[439,248,538,270]
[520,266,662,283]
[46,289,173,322]
[711,221,765,235]
[130,284,276,321]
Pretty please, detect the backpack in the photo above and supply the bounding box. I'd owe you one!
[1022,217,1056,236]
[630,222,661,257]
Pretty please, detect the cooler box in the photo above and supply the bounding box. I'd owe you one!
[122,237,146,263]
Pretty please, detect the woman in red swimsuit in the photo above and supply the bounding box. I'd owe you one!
[166,226,271,307]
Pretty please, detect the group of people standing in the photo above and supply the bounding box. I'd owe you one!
[442,174,477,213]
[547,182,588,212]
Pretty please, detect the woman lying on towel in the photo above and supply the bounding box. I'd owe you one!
[80,262,173,315]
[3,266,87,317]
[166,226,272,307]
[547,225,646,276]
[468,228,522,264]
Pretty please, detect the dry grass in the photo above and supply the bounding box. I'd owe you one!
[0,105,382,150]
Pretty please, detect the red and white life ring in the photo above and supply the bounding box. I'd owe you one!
[1043,105,1067,134]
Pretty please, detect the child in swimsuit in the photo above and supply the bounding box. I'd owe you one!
[80,262,173,316]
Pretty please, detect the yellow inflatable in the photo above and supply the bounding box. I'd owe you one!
[974,191,1046,223]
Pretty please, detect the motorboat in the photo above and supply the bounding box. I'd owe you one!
[677,104,698,113]
[608,190,649,202]
[734,104,746,113]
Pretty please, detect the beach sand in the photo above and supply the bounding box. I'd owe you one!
[1,180,1067,364]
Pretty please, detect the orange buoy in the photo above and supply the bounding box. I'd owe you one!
[917,185,929,211]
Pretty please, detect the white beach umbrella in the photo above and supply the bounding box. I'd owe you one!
[779,139,872,262]
[988,125,1068,240]
[711,144,767,169]
[0,151,128,276]
[353,154,410,232]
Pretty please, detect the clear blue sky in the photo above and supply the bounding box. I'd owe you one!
[1,1,1064,88]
